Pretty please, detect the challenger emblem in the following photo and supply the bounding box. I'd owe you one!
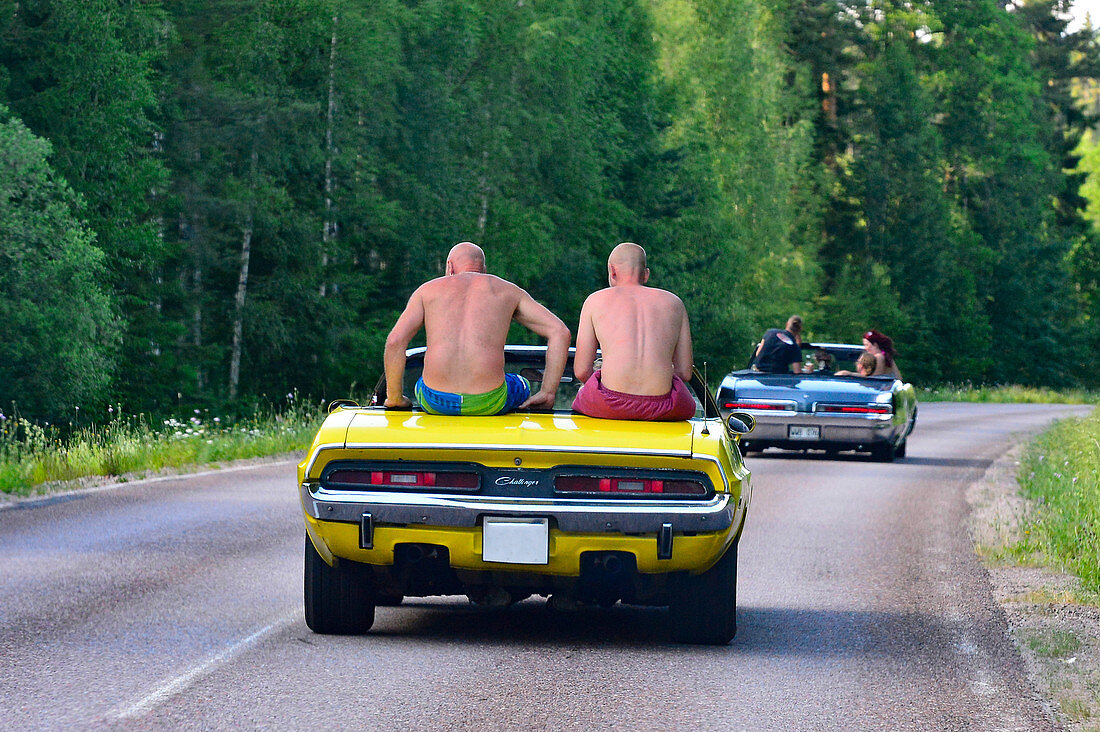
[495,476,539,487]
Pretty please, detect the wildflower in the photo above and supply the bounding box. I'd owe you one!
[213,417,221,423]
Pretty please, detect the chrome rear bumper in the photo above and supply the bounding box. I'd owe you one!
[301,483,738,534]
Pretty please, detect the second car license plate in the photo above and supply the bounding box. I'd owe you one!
[482,517,549,564]
[789,425,820,440]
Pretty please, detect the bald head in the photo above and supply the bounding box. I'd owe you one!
[607,242,649,286]
[446,242,487,275]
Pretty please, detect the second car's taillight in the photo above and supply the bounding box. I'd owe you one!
[815,403,893,415]
[326,469,479,490]
[722,401,795,411]
[554,475,707,497]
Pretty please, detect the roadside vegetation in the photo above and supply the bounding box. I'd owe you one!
[0,397,323,497]
[1013,407,1100,593]
[918,385,1100,404]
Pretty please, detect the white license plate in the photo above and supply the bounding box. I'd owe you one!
[789,425,820,440]
[482,518,549,564]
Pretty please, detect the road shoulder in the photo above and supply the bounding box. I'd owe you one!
[969,442,1100,731]
[0,452,303,511]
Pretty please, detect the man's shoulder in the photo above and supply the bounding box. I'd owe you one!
[424,272,521,293]
[648,286,684,305]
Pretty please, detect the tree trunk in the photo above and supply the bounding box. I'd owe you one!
[228,214,253,400]
[321,13,339,297]
[477,149,490,237]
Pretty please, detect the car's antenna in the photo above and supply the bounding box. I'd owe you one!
[700,361,711,435]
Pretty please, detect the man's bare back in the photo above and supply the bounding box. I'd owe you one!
[574,243,693,395]
[419,273,531,394]
[384,242,570,411]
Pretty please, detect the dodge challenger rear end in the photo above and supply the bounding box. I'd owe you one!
[299,347,752,644]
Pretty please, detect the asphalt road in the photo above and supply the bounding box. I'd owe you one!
[0,402,1092,731]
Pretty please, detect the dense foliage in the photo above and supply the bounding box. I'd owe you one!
[1,0,1098,422]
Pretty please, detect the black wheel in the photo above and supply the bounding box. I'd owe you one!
[871,441,896,462]
[304,535,376,634]
[669,542,738,645]
[375,591,404,607]
[895,439,907,459]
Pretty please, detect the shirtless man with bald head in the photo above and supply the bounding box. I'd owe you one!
[571,242,696,421]
[384,242,570,415]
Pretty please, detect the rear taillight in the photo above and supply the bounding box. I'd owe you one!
[326,469,479,490]
[722,401,794,411]
[554,475,707,496]
[815,404,892,415]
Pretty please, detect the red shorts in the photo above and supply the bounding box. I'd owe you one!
[571,371,696,421]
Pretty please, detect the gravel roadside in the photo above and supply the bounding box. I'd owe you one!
[969,443,1100,731]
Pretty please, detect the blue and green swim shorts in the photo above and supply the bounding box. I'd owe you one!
[414,373,531,416]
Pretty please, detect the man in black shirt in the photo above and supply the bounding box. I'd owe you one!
[751,315,805,374]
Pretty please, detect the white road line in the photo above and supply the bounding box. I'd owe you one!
[113,609,300,720]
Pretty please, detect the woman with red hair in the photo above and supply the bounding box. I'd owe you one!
[862,330,902,378]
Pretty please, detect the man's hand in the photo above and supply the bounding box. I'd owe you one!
[519,389,556,410]
[385,394,413,409]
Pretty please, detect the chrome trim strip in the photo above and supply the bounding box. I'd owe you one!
[305,432,734,489]
[734,412,892,424]
[303,443,349,478]
[301,483,735,534]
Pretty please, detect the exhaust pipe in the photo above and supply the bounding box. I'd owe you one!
[397,544,441,563]
[591,553,625,575]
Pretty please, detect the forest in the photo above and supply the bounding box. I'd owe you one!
[1,0,1098,424]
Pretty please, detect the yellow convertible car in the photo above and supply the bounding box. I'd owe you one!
[298,346,754,644]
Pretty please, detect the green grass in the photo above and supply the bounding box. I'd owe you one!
[1013,407,1100,592]
[0,398,324,496]
[918,384,1100,404]
[1020,628,1084,658]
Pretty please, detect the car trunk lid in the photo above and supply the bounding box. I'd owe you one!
[343,409,697,455]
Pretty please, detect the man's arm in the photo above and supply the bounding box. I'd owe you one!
[383,288,426,408]
[672,300,693,382]
[572,295,598,384]
[513,290,571,409]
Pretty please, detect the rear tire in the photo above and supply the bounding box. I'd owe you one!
[669,542,738,645]
[895,439,907,459]
[871,441,896,462]
[375,591,404,607]
[304,535,376,634]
